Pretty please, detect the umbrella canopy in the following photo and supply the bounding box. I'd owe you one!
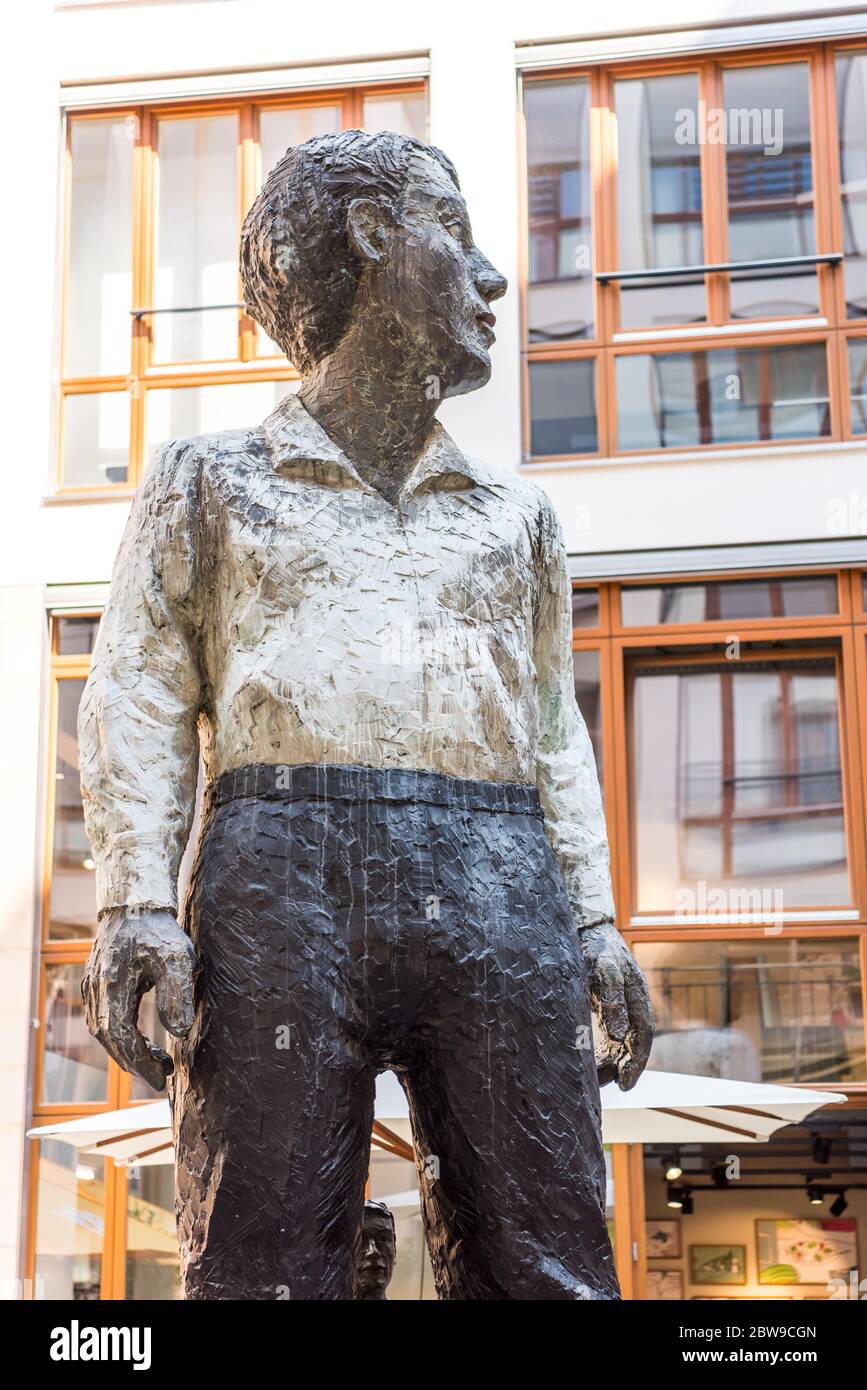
[29,1069,844,1164]
[600,1069,845,1144]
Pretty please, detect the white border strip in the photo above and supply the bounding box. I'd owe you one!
[61,52,430,109]
[516,13,867,69]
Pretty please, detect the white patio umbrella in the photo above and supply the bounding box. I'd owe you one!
[28,1070,844,1166]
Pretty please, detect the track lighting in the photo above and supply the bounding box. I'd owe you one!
[806,1185,824,1205]
[811,1135,832,1166]
[664,1152,683,1182]
[829,1192,848,1218]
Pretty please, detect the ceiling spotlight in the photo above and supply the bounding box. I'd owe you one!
[806,1185,824,1206]
[680,1190,694,1216]
[811,1135,832,1166]
[710,1162,729,1188]
[667,1185,684,1210]
[664,1152,683,1182]
[830,1192,848,1218]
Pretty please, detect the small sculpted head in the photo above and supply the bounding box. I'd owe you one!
[240,129,507,399]
[353,1200,397,1300]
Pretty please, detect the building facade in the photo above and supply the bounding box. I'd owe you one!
[2,0,866,1300]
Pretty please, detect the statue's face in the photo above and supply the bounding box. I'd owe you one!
[354,1212,397,1298]
[361,150,507,399]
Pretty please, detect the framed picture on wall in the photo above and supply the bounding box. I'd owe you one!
[647,1269,684,1300]
[689,1244,747,1285]
[646,1218,681,1259]
[756,1219,858,1286]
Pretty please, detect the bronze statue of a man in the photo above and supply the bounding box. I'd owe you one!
[353,1201,397,1300]
[79,130,653,1300]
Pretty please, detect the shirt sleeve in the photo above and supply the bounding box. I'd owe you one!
[533,494,615,928]
[78,440,205,917]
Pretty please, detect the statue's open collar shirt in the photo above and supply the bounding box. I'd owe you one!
[79,392,614,929]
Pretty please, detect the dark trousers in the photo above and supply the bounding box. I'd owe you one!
[170,763,619,1301]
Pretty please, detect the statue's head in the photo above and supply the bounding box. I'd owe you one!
[353,1200,397,1300]
[241,129,507,399]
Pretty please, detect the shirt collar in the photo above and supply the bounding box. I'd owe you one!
[263,390,486,497]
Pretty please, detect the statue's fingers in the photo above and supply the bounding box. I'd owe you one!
[595,958,629,1043]
[152,937,196,1038]
[617,972,655,1091]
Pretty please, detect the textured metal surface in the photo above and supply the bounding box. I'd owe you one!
[79,129,652,1300]
[170,765,619,1301]
[78,391,614,928]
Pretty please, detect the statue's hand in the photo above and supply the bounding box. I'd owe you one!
[580,922,654,1091]
[81,908,196,1092]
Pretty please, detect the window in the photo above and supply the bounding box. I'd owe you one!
[58,85,427,493]
[522,45,867,458]
[568,567,867,1112]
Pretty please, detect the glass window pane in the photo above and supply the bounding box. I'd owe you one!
[574,648,602,791]
[62,392,129,487]
[55,615,101,657]
[634,938,865,1085]
[615,73,705,329]
[621,576,839,626]
[848,338,867,434]
[836,51,867,319]
[529,358,597,456]
[66,118,133,378]
[144,379,297,464]
[631,658,851,913]
[154,115,239,363]
[723,64,818,319]
[42,962,108,1104]
[34,1144,104,1300]
[125,1163,180,1299]
[362,91,427,141]
[525,78,593,341]
[616,344,830,450]
[572,586,600,628]
[49,678,96,942]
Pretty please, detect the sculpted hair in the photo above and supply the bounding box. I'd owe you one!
[240,129,459,374]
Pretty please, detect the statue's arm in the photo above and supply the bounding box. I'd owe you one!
[78,441,204,1088]
[533,496,654,1090]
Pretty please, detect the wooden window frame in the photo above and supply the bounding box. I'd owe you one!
[56,81,427,500]
[521,41,867,462]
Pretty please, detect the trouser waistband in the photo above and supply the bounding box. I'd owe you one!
[205,762,543,818]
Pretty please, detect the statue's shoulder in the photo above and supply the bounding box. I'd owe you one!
[471,461,556,528]
[146,425,270,491]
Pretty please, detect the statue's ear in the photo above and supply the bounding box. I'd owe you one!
[347,197,394,266]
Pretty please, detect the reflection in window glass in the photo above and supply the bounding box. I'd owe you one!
[49,679,96,942]
[34,1144,104,1300]
[66,118,133,377]
[62,392,129,487]
[144,379,297,464]
[125,1164,181,1299]
[634,938,865,1085]
[631,659,850,912]
[56,615,101,657]
[154,115,239,363]
[616,344,829,450]
[574,648,602,792]
[723,64,817,319]
[615,73,705,328]
[572,587,600,629]
[621,576,838,626]
[529,358,597,456]
[524,79,593,341]
[130,991,171,1101]
[836,51,867,318]
[848,337,867,434]
[42,963,108,1104]
[362,91,427,141]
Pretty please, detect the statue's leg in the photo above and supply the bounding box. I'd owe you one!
[169,790,374,1300]
[404,800,619,1301]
